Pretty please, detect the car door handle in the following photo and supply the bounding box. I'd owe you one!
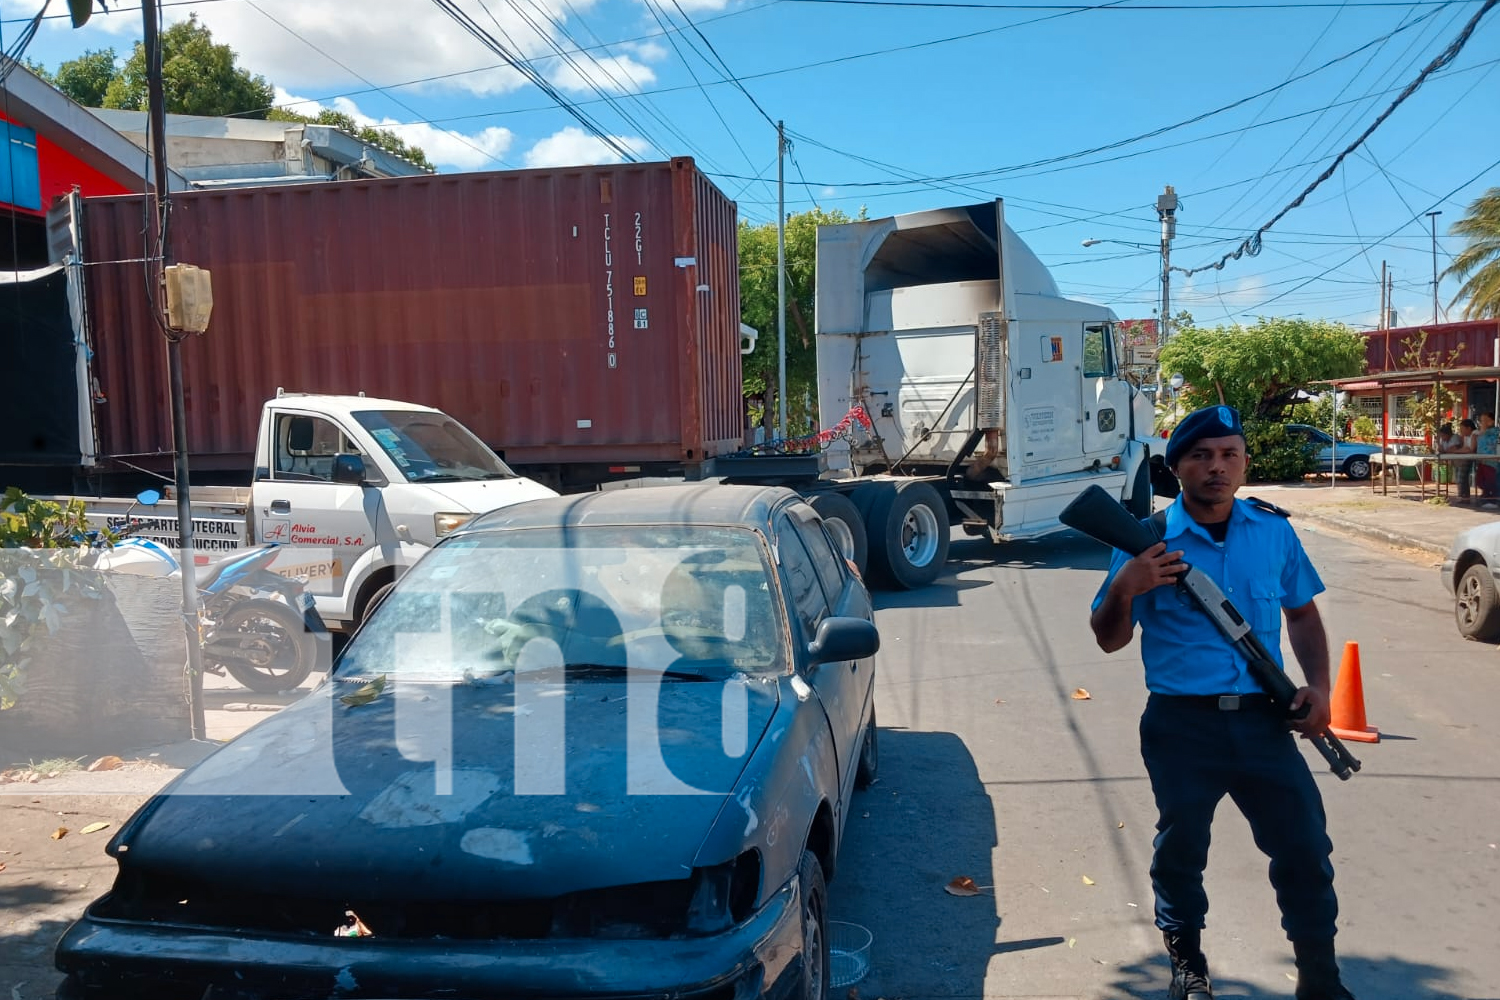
[270,499,291,514]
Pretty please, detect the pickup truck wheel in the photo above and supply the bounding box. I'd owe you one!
[866,481,949,590]
[1342,455,1372,480]
[1125,461,1152,518]
[807,493,868,577]
[1456,564,1500,641]
[795,850,830,1000]
[214,599,316,693]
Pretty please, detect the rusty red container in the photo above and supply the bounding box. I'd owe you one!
[81,158,742,481]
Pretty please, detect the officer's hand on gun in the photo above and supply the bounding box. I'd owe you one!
[1114,542,1187,599]
[1287,685,1333,738]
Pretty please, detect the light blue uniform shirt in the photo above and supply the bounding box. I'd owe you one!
[1090,495,1325,696]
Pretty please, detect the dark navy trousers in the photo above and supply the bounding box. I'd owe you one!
[1140,693,1339,942]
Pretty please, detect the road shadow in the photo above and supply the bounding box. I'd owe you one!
[1108,949,1465,999]
[0,884,81,1000]
[829,728,1007,997]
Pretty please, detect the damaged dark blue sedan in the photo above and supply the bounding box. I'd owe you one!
[56,485,881,1000]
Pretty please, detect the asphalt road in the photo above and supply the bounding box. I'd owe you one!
[3,524,1496,1000]
[833,525,1500,1000]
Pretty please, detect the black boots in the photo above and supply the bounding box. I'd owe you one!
[1293,939,1357,1000]
[1163,930,1214,1000]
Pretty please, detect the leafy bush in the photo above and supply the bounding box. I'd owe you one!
[1350,416,1380,442]
[0,489,115,709]
[1245,422,1315,483]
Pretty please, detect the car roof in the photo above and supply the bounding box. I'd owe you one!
[460,483,803,535]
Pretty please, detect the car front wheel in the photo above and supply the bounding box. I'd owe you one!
[1343,455,1372,480]
[1456,563,1500,641]
[796,850,830,1000]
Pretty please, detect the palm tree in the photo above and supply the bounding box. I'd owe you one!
[1445,188,1500,320]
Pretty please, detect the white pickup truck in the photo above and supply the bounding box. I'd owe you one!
[73,392,558,631]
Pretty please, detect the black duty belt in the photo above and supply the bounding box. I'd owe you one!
[1159,693,1276,711]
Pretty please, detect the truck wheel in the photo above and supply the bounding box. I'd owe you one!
[1126,461,1152,519]
[1455,564,1500,641]
[808,493,868,577]
[866,481,950,590]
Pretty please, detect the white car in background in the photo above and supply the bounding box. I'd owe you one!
[1442,521,1500,640]
[1286,424,1379,480]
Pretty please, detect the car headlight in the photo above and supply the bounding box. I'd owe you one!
[434,512,473,536]
[685,850,762,935]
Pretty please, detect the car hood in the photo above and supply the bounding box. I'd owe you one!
[422,477,560,513]
[113,676,778,901]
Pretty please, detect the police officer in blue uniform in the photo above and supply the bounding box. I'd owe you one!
[1090,406,1356,1000]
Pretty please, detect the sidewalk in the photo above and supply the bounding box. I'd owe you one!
[1243,476,1487,558]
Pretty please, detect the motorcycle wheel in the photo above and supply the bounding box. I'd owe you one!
[212,599,317,694]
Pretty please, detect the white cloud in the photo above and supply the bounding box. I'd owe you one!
[523,126,650,168]
[274,87,514,172]
[107,0,666,100]
[547,52,657,95]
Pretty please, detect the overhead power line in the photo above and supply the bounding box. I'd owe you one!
[1181,0,1498,278]
[781,0,1462,7]
[429,0,637,160]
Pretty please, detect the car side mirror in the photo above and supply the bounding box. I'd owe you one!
[807,616,880,666]
[333,453,367,485]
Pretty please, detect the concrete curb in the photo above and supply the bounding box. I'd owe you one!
[1291,508,1449,557]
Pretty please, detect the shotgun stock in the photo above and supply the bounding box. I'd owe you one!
[1061,485,1360,780]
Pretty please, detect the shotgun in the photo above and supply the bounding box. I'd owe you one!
[1061,484,1360,780]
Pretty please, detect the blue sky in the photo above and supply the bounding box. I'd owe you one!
[10,0,1498,329]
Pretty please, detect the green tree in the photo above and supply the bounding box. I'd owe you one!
[102,14,274,119]
[1157,317,1368,421]
[1445,187,1500,320]
[267,107,434,172]
[738,208,861,438]
[44,47,118,108]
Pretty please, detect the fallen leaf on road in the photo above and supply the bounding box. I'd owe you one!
[87,756,124,772]
[1081,875,1095,886]
[0,862,7,873]
[80,822,111,835]
[994,698,1005,705]
[1071,687,1091,700]
[944,876,982,897]
[51,827,68,840]
[1127,902,1138,907]
[1117,822,1125,829]
[1068,938,1076,948]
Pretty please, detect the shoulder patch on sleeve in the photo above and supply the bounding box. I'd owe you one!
[1245,496,1292,518]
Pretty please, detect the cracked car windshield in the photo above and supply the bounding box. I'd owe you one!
[337,525,785,682]
[353,409,516,482]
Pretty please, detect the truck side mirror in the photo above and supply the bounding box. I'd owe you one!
[333,453,367,485]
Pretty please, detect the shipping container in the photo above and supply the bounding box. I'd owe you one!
[79,158,742,487]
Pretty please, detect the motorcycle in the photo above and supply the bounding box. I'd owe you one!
[92,491,327,694]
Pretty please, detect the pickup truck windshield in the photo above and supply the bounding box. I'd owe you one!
[353,410,516,483]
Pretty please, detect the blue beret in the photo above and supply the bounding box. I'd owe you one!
[1166,405,1244,467]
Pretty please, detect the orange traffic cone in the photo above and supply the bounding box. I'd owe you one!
[1329,641,1379,743]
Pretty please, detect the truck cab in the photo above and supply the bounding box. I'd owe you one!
[815,200,1159,541]
[249,393,558,630]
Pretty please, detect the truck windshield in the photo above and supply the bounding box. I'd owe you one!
[353,410,516,483]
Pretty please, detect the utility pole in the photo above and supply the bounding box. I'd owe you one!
[1379,261,1388,331]
[1156,185,1178,350]
[1426,210,1442,325]
[143,0,207,739]
[776,121,787,441]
